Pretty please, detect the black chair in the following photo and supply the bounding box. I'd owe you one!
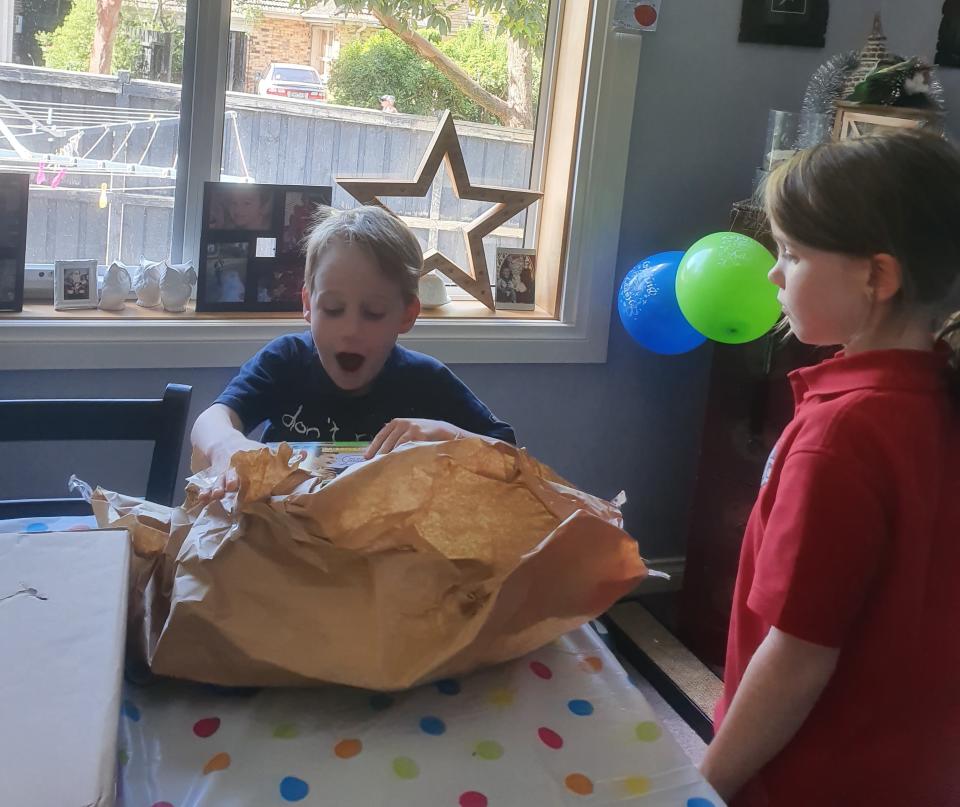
[0,383,192,518]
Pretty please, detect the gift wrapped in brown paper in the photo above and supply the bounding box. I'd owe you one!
[93,436,646,690]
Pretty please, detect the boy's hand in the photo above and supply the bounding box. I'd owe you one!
[196,438,267,505]
[365,418,463,458]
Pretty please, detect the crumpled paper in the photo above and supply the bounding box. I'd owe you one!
[93,437,646,690]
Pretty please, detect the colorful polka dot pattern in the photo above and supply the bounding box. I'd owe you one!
[392,756,420,779]
[279,775,309,801]
[530,660,553,679]
[334,738,363,759]
[567,698,594,716]
[565,772,594,796]
[420,716,446,736]
[117,629,718,806]
[538,726,564,749]
[273,722,299,739]
[203,752,231,774]
[473,740,503,760]
[625,775,651,795]
[193,717,220,738]
[435,678,461,695]
[121,700,140,722]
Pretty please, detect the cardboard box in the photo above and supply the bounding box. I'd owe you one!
[0,530,130,807]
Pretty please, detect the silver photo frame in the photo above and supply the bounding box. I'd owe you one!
[494,248,536,311]
[54,260,98,310]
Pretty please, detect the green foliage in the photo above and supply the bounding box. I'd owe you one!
[330,24,528,124]
[471,0,547,48]
[36,0,184,80]
[35,0,96,72]
[319,1,547,46]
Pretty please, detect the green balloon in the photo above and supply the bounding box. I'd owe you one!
[675,232,780,344]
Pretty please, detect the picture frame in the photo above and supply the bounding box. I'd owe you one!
[738,0,829,48]
[494,248,536,311]
[832,101,945,141]
[936,0,960,68]
[54,259,98,310]
[197,181,332,313]
[0,172,29,313]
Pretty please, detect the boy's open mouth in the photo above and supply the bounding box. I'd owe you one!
[335,352,366,373]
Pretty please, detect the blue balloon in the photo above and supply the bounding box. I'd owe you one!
[617,251,706,355]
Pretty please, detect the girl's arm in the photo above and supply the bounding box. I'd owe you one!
[700,627,839,801]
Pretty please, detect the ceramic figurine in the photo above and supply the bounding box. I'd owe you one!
[98,261,132,311]
[134,259,163,308]
[160,261,197,313]
[418,271,450,308]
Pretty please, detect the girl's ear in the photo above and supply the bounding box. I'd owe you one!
[868,253,904,304]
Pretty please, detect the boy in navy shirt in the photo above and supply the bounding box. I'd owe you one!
[191,205,515,497]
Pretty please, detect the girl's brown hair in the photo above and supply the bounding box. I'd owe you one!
[765,130,960,392]
[765,130,960,319]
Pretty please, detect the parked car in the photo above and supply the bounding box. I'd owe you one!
[257,63,326,102]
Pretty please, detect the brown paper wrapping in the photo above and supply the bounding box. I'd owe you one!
[93,437,646,690]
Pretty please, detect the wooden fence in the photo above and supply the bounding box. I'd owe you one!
[0,65,534,268]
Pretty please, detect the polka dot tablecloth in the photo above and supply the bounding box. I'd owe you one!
[117,627,722,806]
[0,516,99,534]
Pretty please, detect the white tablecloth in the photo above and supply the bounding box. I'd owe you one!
[0,517,721,806]
[117,627,720,806]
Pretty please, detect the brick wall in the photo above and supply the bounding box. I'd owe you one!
[245,17,313,92]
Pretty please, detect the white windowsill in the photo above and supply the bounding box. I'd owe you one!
[0,4,641,371]
[0,315,598,369]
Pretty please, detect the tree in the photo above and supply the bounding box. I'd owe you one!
[330,24,531,124]
[91,0,124,74]
[307,1,548,127]
[38,0,182,80]
[83,0,548,124]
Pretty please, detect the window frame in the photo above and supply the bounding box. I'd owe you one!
[0,0,641,369]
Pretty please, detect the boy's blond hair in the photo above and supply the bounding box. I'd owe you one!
[303,205,423,301]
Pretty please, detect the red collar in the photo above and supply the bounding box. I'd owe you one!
[789,345,949,404]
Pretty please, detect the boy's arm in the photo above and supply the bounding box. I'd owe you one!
[700,627,839,801]
[191,404,265,499]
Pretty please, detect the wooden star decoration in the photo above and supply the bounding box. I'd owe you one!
[336,111,542,311]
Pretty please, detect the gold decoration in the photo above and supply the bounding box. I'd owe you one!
[842,12,895,99]
[337,111,541,310]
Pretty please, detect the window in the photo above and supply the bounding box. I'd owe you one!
[267,66,322,84]
[0,0,641,368]
[220,0,550,313]
[5,0,185,270]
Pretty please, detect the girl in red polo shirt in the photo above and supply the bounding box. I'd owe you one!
[701,131,960,806]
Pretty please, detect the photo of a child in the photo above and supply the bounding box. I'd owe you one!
[198,182,332,312]
[205,241,249,303]
[64,268,90,300]
[256,260,304,304]
[281,191,328,254]
[208,184,274,231]
[494,248,536,310]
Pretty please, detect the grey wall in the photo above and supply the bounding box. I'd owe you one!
[2,1,954,559]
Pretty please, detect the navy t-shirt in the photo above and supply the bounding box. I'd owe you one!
[215,331,516,444]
